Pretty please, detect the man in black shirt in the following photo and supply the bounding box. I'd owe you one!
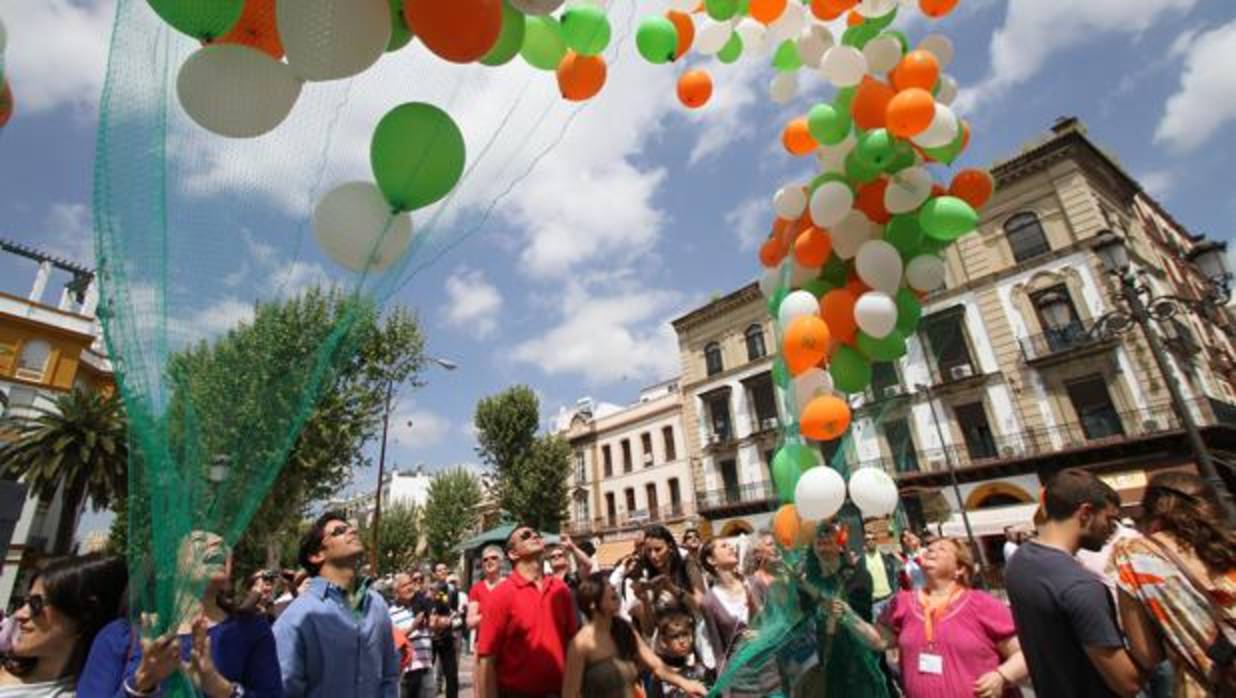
[431,562,461,698]
[1005,469,1143,698]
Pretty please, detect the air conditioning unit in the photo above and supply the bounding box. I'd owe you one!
[882,385,905,399]
[706,433,722,447]
[948,365,974,381]
[1143,419,1162,433]
[642,453,653,464]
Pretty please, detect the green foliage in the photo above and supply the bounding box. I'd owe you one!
[510,436,572,533]
[362,502,421,575]
[473,386,539,474]
[423,468,483,565]
[0,389,128,555]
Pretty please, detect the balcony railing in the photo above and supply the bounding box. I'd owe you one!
[565,502,695,537]
[929,361,984,388]
[696,479,777,512]
[1019,319,1115,363]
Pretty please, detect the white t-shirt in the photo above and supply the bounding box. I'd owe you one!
[1002,541,1019,562]
[0,678,74,697]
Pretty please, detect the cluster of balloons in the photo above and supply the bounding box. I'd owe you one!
[0,16,11,129]
[771,459,900,546]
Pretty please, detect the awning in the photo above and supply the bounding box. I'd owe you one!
[456,522,559,553]
[595,539,637,568]
[936,503,1038,539]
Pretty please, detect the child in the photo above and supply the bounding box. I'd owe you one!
[651,612,711,698]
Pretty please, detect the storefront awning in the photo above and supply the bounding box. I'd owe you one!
[936,503,1038,539]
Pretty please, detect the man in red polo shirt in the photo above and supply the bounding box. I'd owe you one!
[476,524,578,698]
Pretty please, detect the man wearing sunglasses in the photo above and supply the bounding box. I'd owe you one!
[273,511,399,697]
[476,525,579,698]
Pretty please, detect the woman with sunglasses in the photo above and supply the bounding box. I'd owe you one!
[0,554,127,697]
[79,531,283,697]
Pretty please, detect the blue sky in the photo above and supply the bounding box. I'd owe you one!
[2,0,1235,527]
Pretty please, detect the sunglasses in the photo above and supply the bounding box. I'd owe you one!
[482,555,501,562]
[327,524,352,538]
[516,529,540,542]
[22,594,46,617]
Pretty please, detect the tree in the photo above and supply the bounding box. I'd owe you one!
[423,468,482,565]
[361,502,420,574]
[0,388,128,555]
[473,386,570,532]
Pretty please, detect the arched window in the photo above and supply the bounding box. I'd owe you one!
[1006,212,1051,263]
[704,341,723,377]
[16,340,51,380]
[744,324,766,361]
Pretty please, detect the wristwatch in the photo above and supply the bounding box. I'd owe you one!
[230,684,246,698]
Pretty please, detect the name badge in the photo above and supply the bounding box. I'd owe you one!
[918,652,944,675]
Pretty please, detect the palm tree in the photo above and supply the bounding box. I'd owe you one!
[0,388,128,555]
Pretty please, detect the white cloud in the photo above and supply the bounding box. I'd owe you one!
[687,58,765,165]
[957,0,1198,114]
[192,297,255,335]
[269,261,332,299]
[1154,20,1236,152]
[43,202,94,266]
[443,267,501,338]
[1138,169,1176,200]
[1,0,114,114]
[725,195,770,251]
[389,405,451,449]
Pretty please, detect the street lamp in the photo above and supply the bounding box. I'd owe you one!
[915,383,984,565]
[1092,232,1235,522]
[1037,292,1074,332]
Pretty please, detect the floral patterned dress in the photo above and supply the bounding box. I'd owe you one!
[1109,535,1236,697]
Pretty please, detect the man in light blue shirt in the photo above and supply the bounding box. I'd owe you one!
[274,511,399,697]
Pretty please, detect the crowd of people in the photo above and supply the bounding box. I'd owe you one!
[0,468,1232,697]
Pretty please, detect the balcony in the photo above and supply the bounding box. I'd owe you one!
[929,361,987,391]
[1019,319,1116,365]
[703,429,737,452]
[860,383,912,412]
[564,502,695,537]
[696,479,778,516]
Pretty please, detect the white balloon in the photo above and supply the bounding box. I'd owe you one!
[314,181,413,272]
[696,19,734,56]
[884,167,934,214]
[668,0,698,10]
[795,466,847,520]
[862,35,902,74]
[177,45,302,138]
[511,0,565,14]
[796,24,834,69]
[936,74,958,106]
[856,240,904,295]
[759,268,782,298]
[912,103,958,149]
[278,0,390,81]
[809,182,854,228]
[791,261,821,288]
[830,210,877,259]
[766,2,805,44]
[820,45,866,88]
[855,291,898,338]
[816,131,856,173]
[905,254,946,292]
[774,186,808,220]
[794,368,835,416]
[735,18,768,55]
[778,290,821,327]
[769,72,799,104]
[848,467,900,517]
[917,33,955,67]
[856,0,898,17]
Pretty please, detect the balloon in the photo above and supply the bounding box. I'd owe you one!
[637,15,679,64]
[829,344,872,394]
[795,227,833,267]
[800,394,852,441]
[370,102,466,212]
[0,82,13,129]
[856,328,906,361]
[218,0,284,59]
[917,33,954,67]
[717,31,744,63]
[774,186,808,219]
[385,0,414,52]
[821,288,858,344]
[919,0,959,18]
[895,287,922,332]
[807,103,851,146]
[796,24,834,68]
[678,70,714,109]
[314,181,413,272]
[667,11,695,59]
[820,255,849,288]
[854,290,897,338]
[561,5,611,56]
[809,181,854,228]
[884,214,924,258]
[696,19,734,55]
[767,1,806,43]
[935,74,958,105]
[857,0,898,18]
[855,129,896,171]
[176,44,302,138]
[480,1,526,66]
[706,0,741,20]
[772,356,791,388]
[0,15,7,54]
[148,0,243,40]
[773,40,803,71]
[773,444,819,502]
[750,0,788,24]
[773,504,802,547]
[521,16,567,70]
[280,0,390,80]
[510,0,563,14]
[919,195,978,241]
[811,0,858,21]
[794,367,835,415]
[920,117,968,163]
[778,290,821,327]
[850,76,896,130]
[820,45,866,87]
[795,465,847,520]
[791,261,822,288]
[734,18,767,55]
[862,33,901,73]
[557,51,606,101]
[912,102,958,149]
[854,179,891,225]
[848,467,899,517]
[856,239,903,295]
[884,166,933,214]
[769,72,799,104]
[891,49,940,92]
[949,169,995,209]
[885,87,935,138]
[830,209,878,259]
[905,254,945,292]
[783,118,818,157]
[759,268,782,298]
[783,315,832,375]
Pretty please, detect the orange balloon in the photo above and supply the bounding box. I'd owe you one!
[820,289,858,345]
[891,50,940,92]
[216,0,283,58]
[772,504,802,547]
[800,394,852,441]
[811,0,857,20]
[846,10,864,27]
[851,77,897,131]
[404,0,503,63]
[677,70,713,109]
[886,87,936,138]
[845,274,870,299]
[667,11,695,59]
[919,0,959,18]
[795,227,833,268]
[855,179,891,224]
[760,234,788,268]
[950,169,995,209]
[749,0,788,24]
[783,315,832,375]
[557,52,607,101]
[782,117,818,157]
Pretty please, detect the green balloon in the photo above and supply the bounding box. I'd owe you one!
[841,22,879,49]
[884,214,924,259]
[830,345,873,395]
[772,357,791,389]
[706,0,741,20]
[920,196,979,242]
[147,0,242,40]
[481,2,526,66]
[886,140,917,174]
[768,286,789,317]
[636,15,678,64]
[561,5,611,56]
[856,129,896,171]
[845,149,882,185]
[772,40,802,72]
[773,444,817,503]
[807,103,851,145]
[866,6,899,30]
[370,103,466,213]
[521,16,567,71]
[856,330,907,362]
[387,0,414,52]
[834,87,857,116]
[802,278,832,298]
[921,235,951,254]
[821,255,849,287]
[895,288,922,334]
[921,124,967,165]
[883,30,909,53]
[717,31,744,64]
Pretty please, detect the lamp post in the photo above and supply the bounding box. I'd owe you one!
[1092,232,1235,522]
[370,355,458,573]
[915,383,984,564]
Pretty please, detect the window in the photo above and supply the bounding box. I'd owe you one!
[871,362,900,396]
[747,374,778,428]
[745,324,767,362]
[606,492,616,526]
[922,309,975,381]
[1066,376,1124,440]
[646,484,659,519]
[668,478,682,515]
[16,340,51,381]
[705,393,733,442]
[1006,212,1050,263]
[662,426,676,461]
[621,439,632,473]
[720,459,740,503]
[602,445,613,477]
[1031,285,1085,352]
[705,341,723,377]
[954,402,997,461]
[641,432,654,466]
[575,451,587,484]
[574,491,590,524]
[883,418,919,473]
[625,487,637,514]
[3,386,37,417]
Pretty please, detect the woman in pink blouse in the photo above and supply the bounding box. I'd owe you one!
[847,537,1028,698]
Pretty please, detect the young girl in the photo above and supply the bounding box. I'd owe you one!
[651,613,710,698]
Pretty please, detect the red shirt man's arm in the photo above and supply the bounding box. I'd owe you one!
[476,585,508,657]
